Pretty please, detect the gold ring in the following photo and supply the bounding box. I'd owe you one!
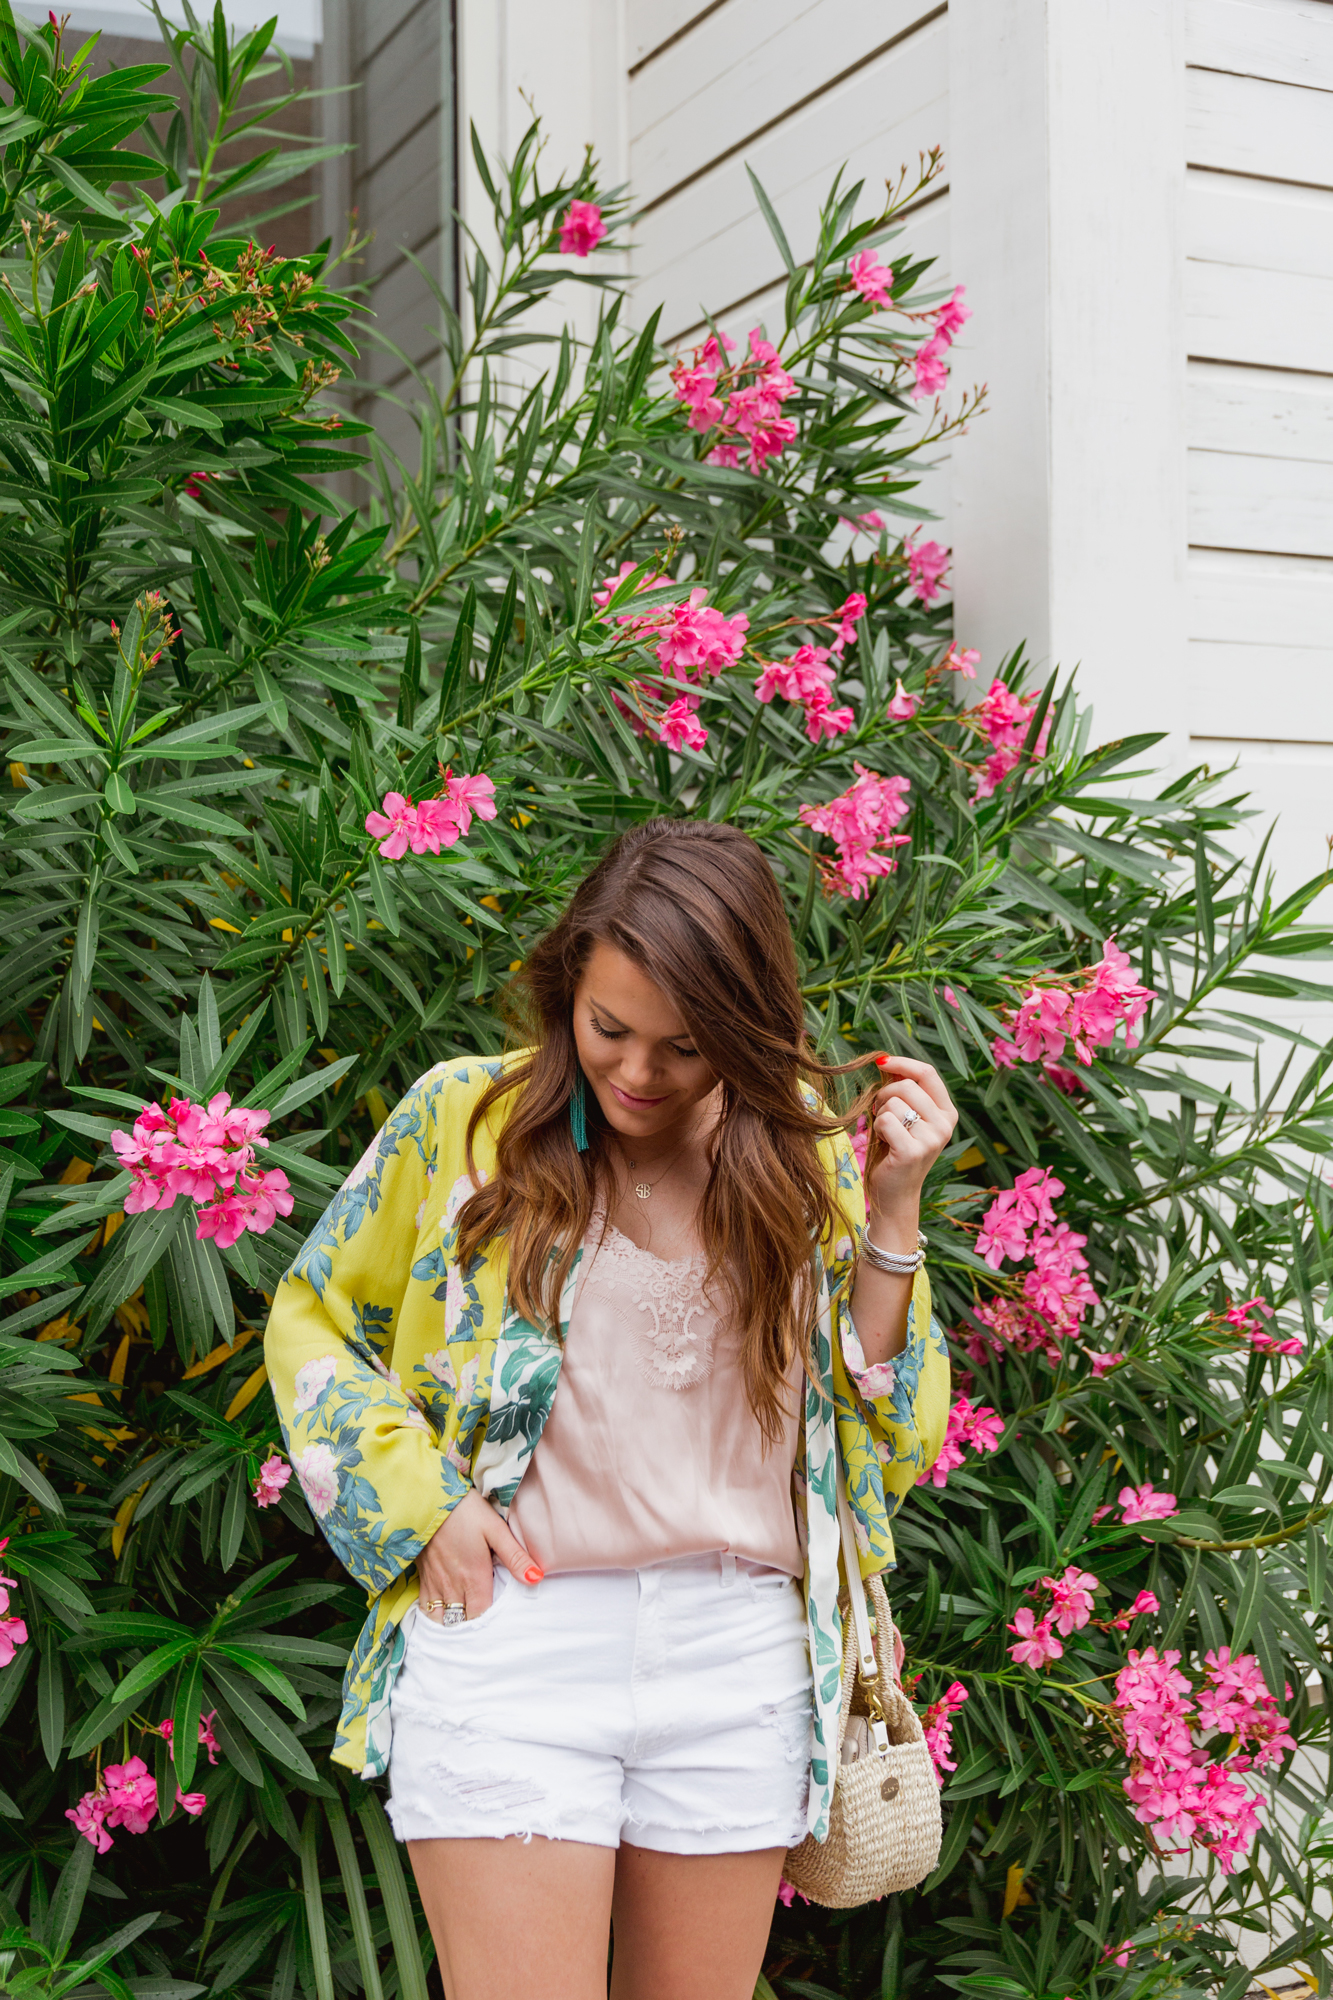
[423,1599,442,1611]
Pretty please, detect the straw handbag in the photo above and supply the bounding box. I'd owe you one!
[783,1469,942,1907]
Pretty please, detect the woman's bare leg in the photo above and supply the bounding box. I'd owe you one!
[608,1844,785,2000]
[407,1837,616,2000]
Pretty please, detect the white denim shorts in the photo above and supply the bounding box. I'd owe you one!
[385,1554,813,1853]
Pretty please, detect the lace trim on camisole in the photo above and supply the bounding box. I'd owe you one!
[593,1222,716,1392]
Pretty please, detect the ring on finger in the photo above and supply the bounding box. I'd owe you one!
[441,1602,467,1627]
[899,1109,922,1131]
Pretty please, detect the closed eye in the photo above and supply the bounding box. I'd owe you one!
[590,1016,698,1060]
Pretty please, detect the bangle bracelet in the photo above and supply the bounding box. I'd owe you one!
[859,1225,927,1276]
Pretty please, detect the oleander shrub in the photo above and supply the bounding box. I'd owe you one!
[1,9,1331,1999]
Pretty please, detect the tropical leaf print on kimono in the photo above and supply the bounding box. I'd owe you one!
[287,1356,425,1592]
[289,1077,441,1299]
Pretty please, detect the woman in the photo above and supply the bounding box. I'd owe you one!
[265,818,955,2000]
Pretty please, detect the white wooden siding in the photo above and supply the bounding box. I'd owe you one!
[630,7,950,345]
[1184,0,1333,900]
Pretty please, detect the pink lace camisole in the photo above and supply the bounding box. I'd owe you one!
[507,1220,803,1577]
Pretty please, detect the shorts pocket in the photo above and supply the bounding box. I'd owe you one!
[415,1566,511,1638]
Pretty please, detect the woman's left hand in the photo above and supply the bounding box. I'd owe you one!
[863,1054,959,1227]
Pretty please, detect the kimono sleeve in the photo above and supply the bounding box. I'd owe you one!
[822,1124,951,1512]
[263,1077,469,1598]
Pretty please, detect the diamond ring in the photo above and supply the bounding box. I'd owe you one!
[899,1109,921,1131]
[442,1603,467,1627]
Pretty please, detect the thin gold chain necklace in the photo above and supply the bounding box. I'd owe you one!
[622,1133,693,1201]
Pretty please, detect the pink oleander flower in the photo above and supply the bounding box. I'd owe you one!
[657,696,708,753]
[848,249,894,307]
[851,1116,869,1179]
[112,1093,289,1246]
[1110,1644,1281,1873]
[444,769,498,835]
[707,440,741,468]
[803,690,855,742]
[155,1707,221,1767]
[1109,1589,1160,1630]
[1007,1607,1063,1669]
[904,536,949,603]
[833,591,867,653]
[1087,1350,1124,1378]
[364,790,418,861]
[754,643,836,708]
[175,1788,207,1816]
[102,1756,157,1836]
[943,985,960,1008]
[67,1788,114,1852]
[798,763,912,900]
[918,1395,1003,1487]
[912,331,950,400]
[1041,1565,1100,1636]
[920,1680,968,1780]
[934,285,971,341]
[976,1202,1029,1271]
[652,591,749,682]
[559,199,606,257]
[990,936,1156,1071]
[843,510,885,537]
[253,1454,291,1508]
[0,1611,27,1667]
[1119,1483,1178,1526]
[940,642,980,678]
[887,678,919,720]
[1223,1294,1270,1333]
[195,1165,293,1249]
[776,1879,810,1907]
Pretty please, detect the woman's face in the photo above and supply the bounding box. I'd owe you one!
[573,942,717,1143]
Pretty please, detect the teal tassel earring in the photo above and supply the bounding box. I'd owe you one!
[569,1068,589,1152]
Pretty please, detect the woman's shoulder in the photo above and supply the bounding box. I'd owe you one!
[399,1047,531,1115]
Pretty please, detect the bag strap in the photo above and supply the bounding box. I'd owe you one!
[835,1458,894,1755]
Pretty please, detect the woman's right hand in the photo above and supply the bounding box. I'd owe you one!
[415,1488,544,1622]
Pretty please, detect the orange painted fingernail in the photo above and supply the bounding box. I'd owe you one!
[524,1564,544,1583]
[874,1054,891,1069]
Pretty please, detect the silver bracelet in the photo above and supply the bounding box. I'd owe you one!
[859,1226,927,1276]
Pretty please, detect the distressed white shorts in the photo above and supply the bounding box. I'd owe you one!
[385,1553,813,1852]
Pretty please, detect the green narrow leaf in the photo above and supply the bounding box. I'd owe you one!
[924,1801,974,1891]
[437,582,477,729]
[220,1464,249,1572]
[745,164,796,274]
[37,1641,65,1770]
[46,1834,93,1956]
[1230,1550,1265,1653]
[197,972,223,1072]
[325,1795,385,2000]
[1308,1522,1329,1613]
[171,1651,205,1794]
[480,568,518,703]
[397,617,422,729]
[366,850,401,936]
[357,1794,430,2000]
[300,1804,336,2000]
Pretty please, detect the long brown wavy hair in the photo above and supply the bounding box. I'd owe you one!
[455,818,862,1438]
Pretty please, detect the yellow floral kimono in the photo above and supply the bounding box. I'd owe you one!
[263,1053,949,1843]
